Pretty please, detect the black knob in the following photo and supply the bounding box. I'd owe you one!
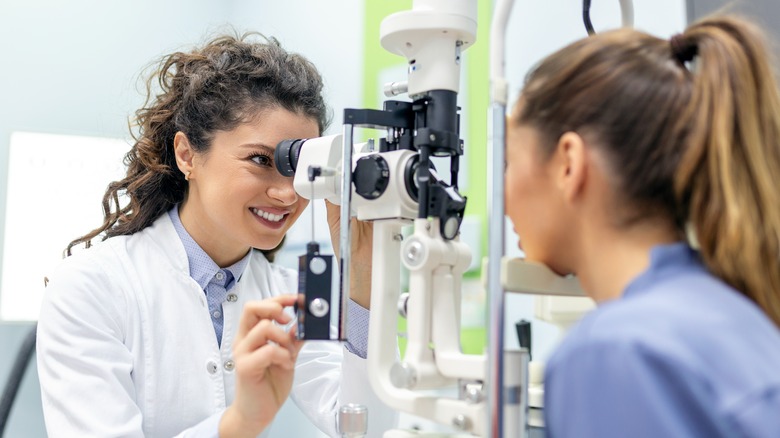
[516,319,532,361]
[354,155,390,200]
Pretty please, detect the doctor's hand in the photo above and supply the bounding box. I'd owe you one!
[219,295,303,438]
[325,200,373,309]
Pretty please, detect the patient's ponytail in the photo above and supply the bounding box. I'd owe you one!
[674,16,780,327]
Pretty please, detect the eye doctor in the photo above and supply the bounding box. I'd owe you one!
[36,33,396,438]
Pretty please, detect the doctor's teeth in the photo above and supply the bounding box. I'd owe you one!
[253,208,283,222]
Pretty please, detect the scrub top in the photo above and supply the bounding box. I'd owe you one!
[544,243,780,438]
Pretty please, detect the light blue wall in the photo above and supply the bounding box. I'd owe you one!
[0,0,227,312]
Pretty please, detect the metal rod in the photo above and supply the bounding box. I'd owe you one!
[620,0,634,27]
[488,0,515,435]
[619,0,635,27]
[487,103,507,438]
[338,124,355,341]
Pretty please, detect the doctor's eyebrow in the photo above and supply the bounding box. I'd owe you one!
[239,143,276,153]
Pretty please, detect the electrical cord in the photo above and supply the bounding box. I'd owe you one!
[0,323,37,437]
[583,0,596,35]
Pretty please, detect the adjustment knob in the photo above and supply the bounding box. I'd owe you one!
[338,404,368,437]
[353,155,390,200]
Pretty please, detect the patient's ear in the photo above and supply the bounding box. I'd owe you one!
[554,131,587,203]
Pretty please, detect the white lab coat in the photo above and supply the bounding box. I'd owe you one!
[36,213,396,437]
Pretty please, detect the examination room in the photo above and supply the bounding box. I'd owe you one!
[1,0,780,437]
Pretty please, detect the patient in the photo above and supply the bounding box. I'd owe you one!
[505,14,780,438]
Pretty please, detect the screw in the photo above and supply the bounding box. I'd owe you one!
[452,415,470,431]
[309,298,329,318]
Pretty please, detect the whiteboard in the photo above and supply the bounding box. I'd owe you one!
[1,132,129,320]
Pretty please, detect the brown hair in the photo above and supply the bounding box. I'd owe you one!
[66,32,330,260]
[513,15,780,327]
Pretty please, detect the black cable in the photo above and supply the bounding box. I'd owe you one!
[583,0,596,35]
[0,323,37,437]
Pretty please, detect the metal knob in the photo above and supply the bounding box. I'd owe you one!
[383,81,408,97]
[309,298,330,318]
[397,292,410,319]
[390,362,417,389]
[338,403,368,437]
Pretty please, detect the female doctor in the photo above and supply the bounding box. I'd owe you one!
[505,15,780,437]
[36,34,395,437]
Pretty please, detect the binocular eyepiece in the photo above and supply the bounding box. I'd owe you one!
[275,139,307,177]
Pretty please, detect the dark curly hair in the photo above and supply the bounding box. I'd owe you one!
[66,32,330,260]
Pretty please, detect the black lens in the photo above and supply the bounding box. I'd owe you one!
[275,139,306,176]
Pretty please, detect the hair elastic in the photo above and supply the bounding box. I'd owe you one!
[670,33,697,63]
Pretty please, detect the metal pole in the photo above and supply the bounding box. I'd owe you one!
[338,124,355,340]
[487,0,514,435]
[487,103,507,438]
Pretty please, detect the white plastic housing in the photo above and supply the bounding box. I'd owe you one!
[380,0,477,96]
[535,296,595,332]
[290,134,419,221]
[499,257,587,297]
[291,134,343,201]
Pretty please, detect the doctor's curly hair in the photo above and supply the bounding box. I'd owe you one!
[66,32,330,259]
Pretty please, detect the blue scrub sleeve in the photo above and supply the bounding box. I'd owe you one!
[544,339,735,438]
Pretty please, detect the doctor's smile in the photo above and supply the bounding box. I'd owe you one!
[250,206,291,229]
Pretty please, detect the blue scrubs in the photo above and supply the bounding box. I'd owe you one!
[544,243,780,438]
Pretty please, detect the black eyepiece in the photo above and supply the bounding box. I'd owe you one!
[275,139,307,176]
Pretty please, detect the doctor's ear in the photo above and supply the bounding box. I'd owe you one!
[173,132,195,180]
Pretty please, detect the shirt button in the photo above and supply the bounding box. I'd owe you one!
[227,294,238,302]
[212,310,222,319]
[224,360,235,371]
[215,272,225,281]
[206,361,218,374]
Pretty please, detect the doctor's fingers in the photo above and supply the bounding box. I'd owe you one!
[236,295,297,340]
[236,343,298,378]
[234,319,298,357]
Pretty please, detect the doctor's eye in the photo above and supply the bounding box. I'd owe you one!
[249,153,273,167]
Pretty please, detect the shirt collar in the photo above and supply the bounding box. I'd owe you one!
[623,241,703,298]
[168,205,251,291]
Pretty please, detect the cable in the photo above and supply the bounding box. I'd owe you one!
[583,0,596,35]
[0,323,37,437]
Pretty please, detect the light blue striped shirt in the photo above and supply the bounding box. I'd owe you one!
[168,206,249,347]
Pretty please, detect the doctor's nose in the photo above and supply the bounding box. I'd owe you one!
[267,177,299,206]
